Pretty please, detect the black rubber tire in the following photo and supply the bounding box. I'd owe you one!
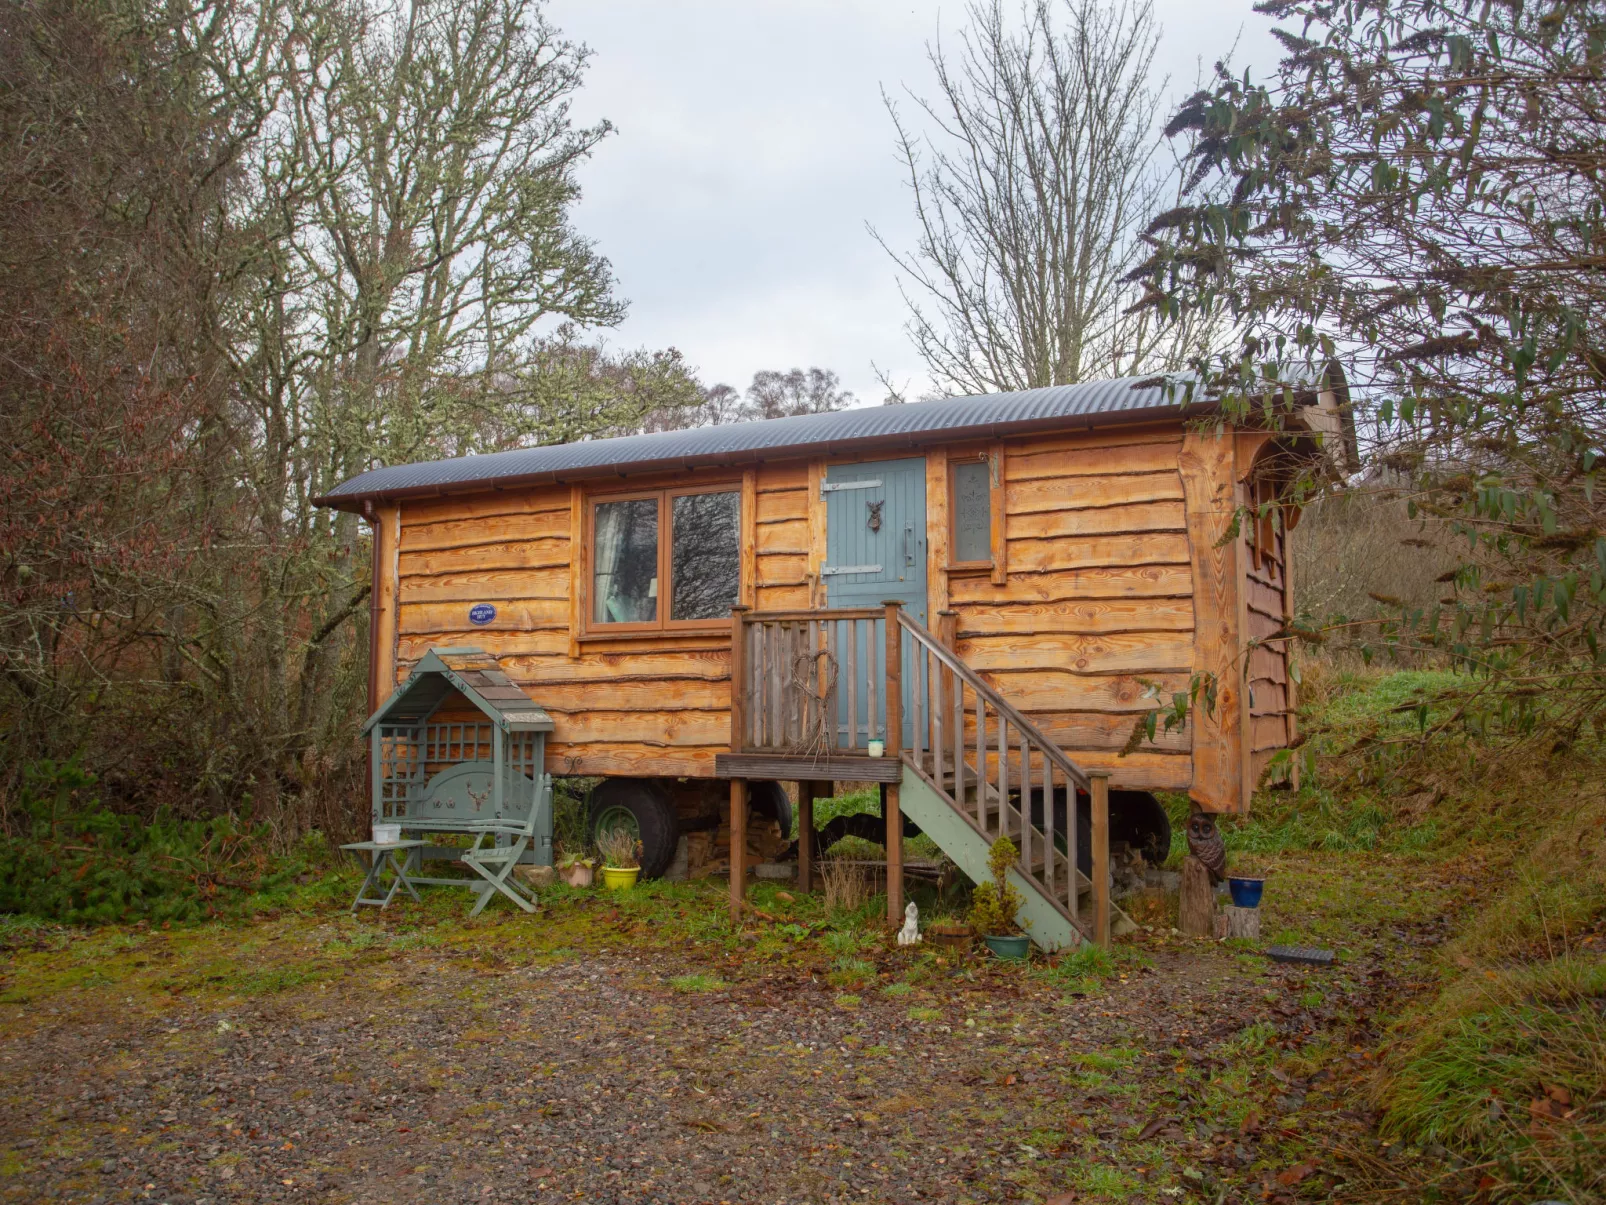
[1067,789,1173,877]
[587,779,679,880]
[747,781,794,842]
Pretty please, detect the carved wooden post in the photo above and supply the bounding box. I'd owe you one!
[1180,857,1214,937]
[729,779,748,925]
[883,602,903,925]
[1089,771,1111,947]
[729,606,750,752]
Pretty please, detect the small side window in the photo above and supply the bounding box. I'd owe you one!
[951,460,992,565]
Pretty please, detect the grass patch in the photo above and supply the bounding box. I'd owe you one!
[668,973,726,993]
[1377,955,1605,1202]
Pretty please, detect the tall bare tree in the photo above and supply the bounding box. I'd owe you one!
[875,0,1213,395]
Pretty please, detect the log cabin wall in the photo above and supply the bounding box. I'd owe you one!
[931,426,1196,793]
[375,424,1275,801]
[388,463,820,779]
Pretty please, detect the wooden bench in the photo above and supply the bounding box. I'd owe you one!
[391,760,552,916]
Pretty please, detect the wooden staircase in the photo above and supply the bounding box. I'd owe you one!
[896,611,1134,950]
[719,604,1131,950]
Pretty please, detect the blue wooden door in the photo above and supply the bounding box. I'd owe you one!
[824,458,927,747]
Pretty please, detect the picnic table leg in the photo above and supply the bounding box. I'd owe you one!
[351,851,388,913]
[382,848,422,906]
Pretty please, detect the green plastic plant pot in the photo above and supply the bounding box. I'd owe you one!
[601,866,640,891]
[982,934,1031,960]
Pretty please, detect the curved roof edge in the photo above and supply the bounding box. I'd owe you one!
[315,369,1346,512]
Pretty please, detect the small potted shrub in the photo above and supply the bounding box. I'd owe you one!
[969,836,1030,960]
[597,827,642,890]
[555,846,596,889]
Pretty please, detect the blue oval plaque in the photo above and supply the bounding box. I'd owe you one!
[468,603,497,626]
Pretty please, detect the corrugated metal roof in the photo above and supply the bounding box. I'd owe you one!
[317,374,1223,508]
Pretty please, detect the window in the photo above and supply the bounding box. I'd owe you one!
[589,486,741,631]
[950,458,993,567]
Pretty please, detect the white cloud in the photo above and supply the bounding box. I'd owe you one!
[545,0,1279,402]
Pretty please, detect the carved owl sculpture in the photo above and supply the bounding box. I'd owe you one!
[1185,808,1227,881]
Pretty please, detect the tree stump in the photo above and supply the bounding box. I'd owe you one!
[1179,855,1214,937]
[1224,905,1261,940]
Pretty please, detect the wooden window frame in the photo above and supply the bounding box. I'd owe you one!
[582,480,744,637]
[945,448,1005,584]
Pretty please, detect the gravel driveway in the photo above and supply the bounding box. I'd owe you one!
[0,919,1376,1205]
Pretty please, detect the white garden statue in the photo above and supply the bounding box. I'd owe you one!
[896,900,922,946]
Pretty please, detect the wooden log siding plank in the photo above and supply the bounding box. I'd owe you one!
[498,654,732,685]
[1248,645,1289,684]
[758,462,810,491]
[956,631,1194,674]
[1250,714,1289,750]
[545,743,725,778]
[397,568,571,603]
[399,507,570,551]
[1008,501,1187,541]
[402,489,561,525]
[1246,579,1287,620]
[942,708,1190,754]
[756,554,809,587]
[755,522,810,555]
[398,599,569,633]
[756,586,812,609]
[546,710,733,746]
[1004,473,1185,514]
[968,670,1193,713]
[954,598,1195,635]
[754,488,808,524]
[947,564,1193,603]
[525,679,730,711]
[1249,681,1289,716]
[1003,427,1182,470]
[1007,531,1192,572]
[1248,615,1286,643]
[399,538,573,577]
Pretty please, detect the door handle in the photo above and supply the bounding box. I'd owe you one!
[903,522,914,565]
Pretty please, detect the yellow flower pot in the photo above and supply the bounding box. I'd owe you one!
[601,866,640,890]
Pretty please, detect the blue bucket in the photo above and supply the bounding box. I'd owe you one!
[1227,876,1265,908]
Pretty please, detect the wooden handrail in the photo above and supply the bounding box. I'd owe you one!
[736,606,883,623]
[895,609,1092,794]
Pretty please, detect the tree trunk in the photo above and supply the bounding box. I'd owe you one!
[1180,855,1214,937]
[1224,905,1261,940]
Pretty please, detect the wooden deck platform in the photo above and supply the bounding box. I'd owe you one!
[713,752,903,783]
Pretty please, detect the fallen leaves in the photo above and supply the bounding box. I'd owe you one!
[1275,1161,1316,1186]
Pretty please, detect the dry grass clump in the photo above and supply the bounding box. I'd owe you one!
[820,856,870,914]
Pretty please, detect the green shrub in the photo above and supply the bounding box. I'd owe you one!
[0,757,320,925]
[967,836,1024,936]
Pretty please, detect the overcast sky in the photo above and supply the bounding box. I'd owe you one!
[543,0,1281,404]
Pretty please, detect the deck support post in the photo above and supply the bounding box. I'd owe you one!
[885,781,903,925]
[799,784,828,899]
[729,779,748,926]
[882,601,903,926]
[796,781,814,894]
[1090,771,1111,947]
